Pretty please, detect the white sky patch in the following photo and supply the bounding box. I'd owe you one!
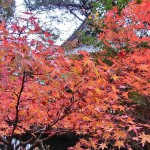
[15,0,85,45]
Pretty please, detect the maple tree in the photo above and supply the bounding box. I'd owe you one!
[0,0,150,150]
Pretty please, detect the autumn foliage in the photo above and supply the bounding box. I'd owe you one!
[99,0,150,50]
[0,0,150,149]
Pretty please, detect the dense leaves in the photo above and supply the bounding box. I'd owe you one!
[0,0,149,149]
[98,0,150,51]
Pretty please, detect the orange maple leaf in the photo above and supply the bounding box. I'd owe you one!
[114,129,127,140]
[115,140,125,150]
[139,132,150,147]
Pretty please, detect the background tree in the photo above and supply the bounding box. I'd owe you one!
[24,0,95,20]
[23,0,132,45]
[0,0,15,21]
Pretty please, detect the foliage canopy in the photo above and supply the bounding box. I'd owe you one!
[0,0,149,149]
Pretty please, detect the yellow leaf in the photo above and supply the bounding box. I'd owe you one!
[88,15,92,19]
[83,116,92,121]
[115,140,125,149]
[95,12,99,16]
[111,75,120,81]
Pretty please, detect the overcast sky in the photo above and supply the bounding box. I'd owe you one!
[15,0,85,45]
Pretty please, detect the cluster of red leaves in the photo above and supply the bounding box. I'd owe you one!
[99,0,150,50]
[0,1,149,149]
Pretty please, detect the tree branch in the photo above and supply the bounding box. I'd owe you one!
[0,136,9,145]
[10,70,26,144]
